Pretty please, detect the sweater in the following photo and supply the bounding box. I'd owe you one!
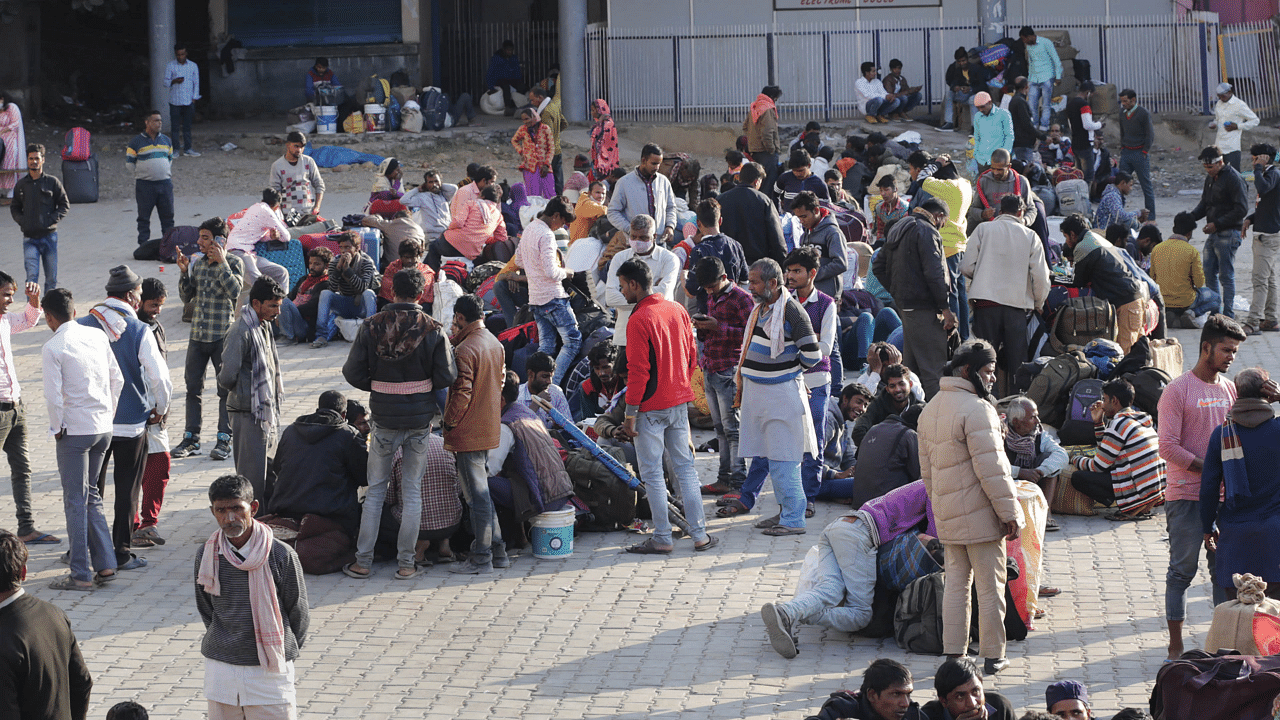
[969,170,1038,229]
[972,106,1014,165]
[1072,409,1167,513]
[1149,234,1205,308]
[195,538,310,666]
[515,218,569,306]
[126,131,173,181]
[624,293,696,414]
[0,594,93,720]
[716,185,788,265]
[773,172,829,214]
[861,479,938,545]
[920,177,971,257]
[326,252,377,297]
[801,211,849,299]
[739,295,821,384]
[961,214,1049,311]
[1119,105,1155,152]
[269,155,325,214]
[1158,371,1235,501]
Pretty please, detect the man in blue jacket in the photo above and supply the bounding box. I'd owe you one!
[485,40,526,116]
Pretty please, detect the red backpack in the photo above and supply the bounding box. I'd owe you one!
[61,127,91,162]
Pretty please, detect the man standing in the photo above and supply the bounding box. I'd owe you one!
[1158,315,1244,659]
[744,86,783,194]
[343,268,457,579]
[1210,82,1259,171]
[791,191,848,300]
[971,92,1013,171]
[962,194,1049,396]
[78,265,171,572]
[1189,146,1249,318]
[918,340,1022,675]
[1061,213,1148,353]
[41,288,123,591]
[134,278,171,547]
[604,214,680,347]
[1118,89,1156,221]
[874,198,955,398]
[513,197,581,384]
[784,246,838,513]
[1244,143,1280,334]
[737,258,821,537]
[218,277,285,507]
[443,295,510,575]
[691,257,752,496]
[1019,27,1062,132]
[270,131,325,217]
[164,43,200,157]
[224,188,292,290]
[0,275,55,546]
[312,230,377,349]
[127,110,175,246]
[1065,82,1103,182]
[616,259,716,554]
[608,143,677,245]
[1008,78,1046,168]
[717,162,787,265]
[0,529,93,716]
[968,149,1039,231]
[197,474,309,718]
[174,217,243,460]
[909,155,973,342]
[10,144,68,293]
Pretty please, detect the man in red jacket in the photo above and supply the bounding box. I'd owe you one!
[617,258,717,554]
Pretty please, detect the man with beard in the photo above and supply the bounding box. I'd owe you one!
[850,363,923,447]
[196,474,309,719]
[802,658,923,720]
[277,247,331,344]
[608,143,677,245]
[918,340,1022,675]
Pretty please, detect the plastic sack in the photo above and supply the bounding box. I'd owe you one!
[343,112,365,134]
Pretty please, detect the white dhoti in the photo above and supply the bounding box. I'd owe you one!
[739,376,818,463]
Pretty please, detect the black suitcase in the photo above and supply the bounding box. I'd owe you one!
[63,154,99,204]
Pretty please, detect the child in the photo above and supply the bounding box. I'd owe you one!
[872,175,907,246]
[725,149,745,183]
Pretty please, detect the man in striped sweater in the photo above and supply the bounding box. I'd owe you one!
[739,258,822,536]
[1069,378,1166,520]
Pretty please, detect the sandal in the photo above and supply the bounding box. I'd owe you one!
[754,513,781,529]
[716,492,741,507]
[342,562,372,579]
[1262,320,1280,332]
[1107,510,1154,522]
[762,525,807,536]
[1038,586,1062,598]
[700,482,733,496]
[394,565,424,580]
[1045,517,1060,532]
[805,502,816,518]
[625,538,673,555]
[716,499,750,518]
[693,535,720,552]
[133,526,166,546]
[50,575,96,591]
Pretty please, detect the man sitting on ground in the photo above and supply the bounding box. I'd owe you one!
[1070,378,1167,521]
[818,383,874,494]
[850,363,924,446]
[571,343,621,420]
[378,240,435,312]
[278,247,330,343]
[518,351,571,429]
[920,657,1017,720]
[1045,681,1094,720]
[490,371,574,520]
[802,658,923,720]
[1004,396,1069,532]
[313,230,378,349]
[267,390,368,539]
[850,404,923,508]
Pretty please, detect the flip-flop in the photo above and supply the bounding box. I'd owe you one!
[1107,511,1154,522]
[21,532,60,545]
[95,571,117,584]
[763,525,807,537]
[49,575,96,591]
[716,499,749,518]
[435,552,457,564]
[625,538,673,555]
[1038,586,1062,598]
[694,535,720,552]
[342,562,372,579]
[1045,518,1061,532]
[716,492,742,507]
[393,566,424,580]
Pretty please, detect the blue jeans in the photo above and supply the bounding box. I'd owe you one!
[456,449,506,565]
[135,178,174,245]
[779,515,877,631]
[317,289,377,341]
[634,403,708,546]
[23,232,57,293]
[493,279,528,328]
[947,252,969,340]
[739,457,807,528]
[169,103,194,152]
[943,90,973,124]
[1202,230,1242,318]
[276,298,306,342]
[531,297,582,386]
[1027,80,1055,129]
[357,421,432,569]
[801,383,830,501]
[57,432,115,583]
[1165,499,1226,621]
[898,91,923,115]
[866,96,902,117]
[1119,149,1155,219]
[703,369,746,488]
[816,475,855,501]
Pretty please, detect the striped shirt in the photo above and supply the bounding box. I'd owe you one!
[1073,409,1166,513]
[195,538,309,666]
[178,252,245,343]
[739,296,821,385]
[126,132,173,182]
[164,59,201,106]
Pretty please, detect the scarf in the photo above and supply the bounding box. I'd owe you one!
[197,521,287,672]
[749,93,776,123]
[750,285,793,359]
[1220,398,1274,508]
[1003,424,1040,469]
[240,304,282,436]
[88,302,130,342]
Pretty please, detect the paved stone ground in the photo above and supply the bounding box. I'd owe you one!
[0,186,1274,719]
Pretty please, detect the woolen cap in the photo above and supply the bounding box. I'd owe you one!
[1046,680,1088,710]
[105,265,141,294]
[973,91,992,106]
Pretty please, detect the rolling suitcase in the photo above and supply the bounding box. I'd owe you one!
[63,154,99,204]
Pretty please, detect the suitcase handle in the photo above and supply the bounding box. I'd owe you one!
[1186,655,1260,690]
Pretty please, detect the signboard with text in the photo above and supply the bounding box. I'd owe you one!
[774,0,941,9]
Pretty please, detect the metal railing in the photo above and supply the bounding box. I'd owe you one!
[1218,19,1280,118]
[585,14,1221,124]
[439,21,560,102]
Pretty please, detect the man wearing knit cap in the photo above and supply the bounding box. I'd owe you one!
[1046,680,1092,719]
[77,265,171,572]
[971,92,1013,171]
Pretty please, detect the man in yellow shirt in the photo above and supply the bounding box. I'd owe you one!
[907,153,974,340]
[1150,212,1207,328]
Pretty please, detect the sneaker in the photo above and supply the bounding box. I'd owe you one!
[865,115,880,124]
[939,122,956,131]
[311,337,328,349]
[492,553,512,569]
[448,559,493,574]
[171,433,201,458]
[761,603,799,658]
[210,433,232,461]
[185,150,201,157]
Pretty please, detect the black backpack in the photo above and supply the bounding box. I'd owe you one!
[894,572,947,654]
[1123,367,1172,426]
[564,447,636,531]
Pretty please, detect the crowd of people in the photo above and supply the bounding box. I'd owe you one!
[6,27,1280,718]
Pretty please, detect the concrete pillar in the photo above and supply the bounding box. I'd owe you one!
[559,0,588,122]
[149,0,176,132]
[978,0,1005,45]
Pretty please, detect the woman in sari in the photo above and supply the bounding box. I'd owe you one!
[589,99,619,182]
[510,107,554,198]
[0,91,26,203]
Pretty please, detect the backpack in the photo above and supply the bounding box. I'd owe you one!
[564,447,637,531]
[894,571,946,654]
[419,87,450,131]
[1058,378,1105,445]
[1014,357,1051,394]
[1055,178,1091,216]
[466,260,506,294]
[366,75,390,106]
[1027,351,1097,427]
[61,127,91,162]
[1050,295,1116,353]
[1149,650,1280,720]
[1123,367,1172,426]
[818,200,868,248]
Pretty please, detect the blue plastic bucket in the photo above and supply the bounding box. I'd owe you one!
[531,508,575,559]
[316,106,338,135]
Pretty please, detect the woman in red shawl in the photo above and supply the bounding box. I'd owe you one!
[510,106,555,198]
[589,99,619,182]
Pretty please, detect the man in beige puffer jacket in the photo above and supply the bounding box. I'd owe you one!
[918,340,1023,675]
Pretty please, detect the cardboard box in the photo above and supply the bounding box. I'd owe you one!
[1090,82,1119,115]
[1038,29,1072,48]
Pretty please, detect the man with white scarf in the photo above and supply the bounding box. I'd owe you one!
[738,258,822,536]
[198,473,309,719]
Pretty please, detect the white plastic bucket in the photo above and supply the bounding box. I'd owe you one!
[531,507,575,559]
[364,103,387,133]
[316,106,338,135]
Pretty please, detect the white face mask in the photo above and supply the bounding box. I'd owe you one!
[631,239,654,254]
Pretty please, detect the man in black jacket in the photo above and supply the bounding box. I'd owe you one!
[1061,213,1148,352]
[849,363,923,446]
[920,657,1017,720]
[342,268,457,579]
[0,529,93,720]
[717,162,788,265]
[941,48,984,131]
[874,198,955,397]
[1244,142,1280,333]
[1009,77,1046,168]
[268,390,368,538]
[1189,145,1249,319]
[804,658,923,720]
[9,144,68,293]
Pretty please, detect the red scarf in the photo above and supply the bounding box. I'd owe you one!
[750,93,776,123]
